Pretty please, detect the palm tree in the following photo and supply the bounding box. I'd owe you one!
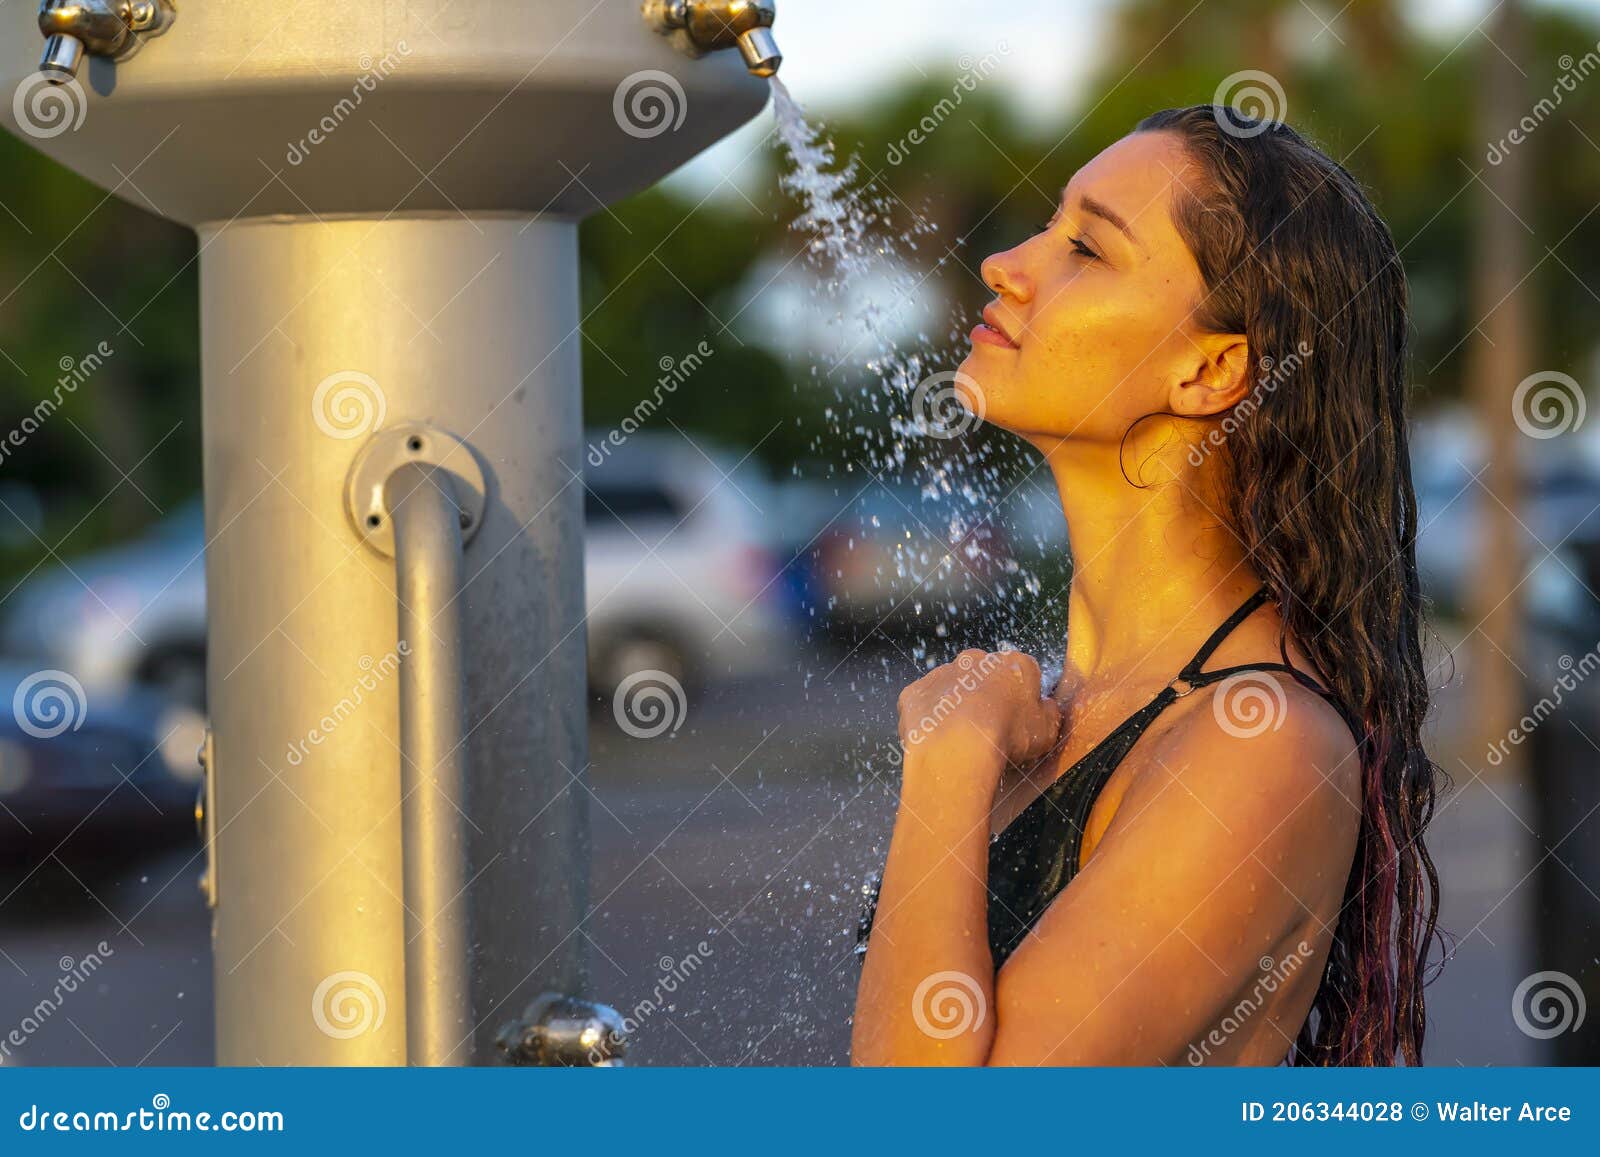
[1465,0,1531,772]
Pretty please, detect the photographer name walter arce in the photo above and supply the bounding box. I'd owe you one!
[1435,1101,1572,1123]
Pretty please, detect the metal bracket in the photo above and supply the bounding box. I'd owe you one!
[496,993,628,1066]
[196,726,217,908]
[345,424,487,557]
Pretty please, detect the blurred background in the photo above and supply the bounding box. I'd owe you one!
[2,0,1600,1066]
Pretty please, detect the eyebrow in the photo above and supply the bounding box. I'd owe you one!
[1061,189,1142,249]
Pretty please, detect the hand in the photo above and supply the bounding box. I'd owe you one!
[896,649,1065,769]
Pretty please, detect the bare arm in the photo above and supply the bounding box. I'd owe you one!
[984,695,1360,1065]
[850,649,1062,1066]
[849,728,1005,1065]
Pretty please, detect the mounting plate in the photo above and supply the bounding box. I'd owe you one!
[345,423,487,558]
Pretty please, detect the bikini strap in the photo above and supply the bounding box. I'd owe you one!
[1164,586,1366,745]
[1173,585,1273,686]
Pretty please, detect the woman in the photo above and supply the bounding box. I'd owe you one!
[851,105,1442,1067]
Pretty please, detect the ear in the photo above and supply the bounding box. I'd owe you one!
[1170,333,1251,419]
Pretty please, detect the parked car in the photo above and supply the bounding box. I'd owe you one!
[0,665,203,871]
[787,477,1022,638]
[0,431,800,709]
[583,430,798,696]
[0,501,208,710]
[1411,409,1600,619]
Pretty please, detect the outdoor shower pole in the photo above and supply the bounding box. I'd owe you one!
[0,0,776,1066]
[199,217,591,1063]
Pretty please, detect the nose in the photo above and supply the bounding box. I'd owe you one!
[980,246,1032,304]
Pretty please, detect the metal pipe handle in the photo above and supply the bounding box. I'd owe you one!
[384,460,474,1066]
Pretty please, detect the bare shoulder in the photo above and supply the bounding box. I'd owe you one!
[1123,677,1363,845]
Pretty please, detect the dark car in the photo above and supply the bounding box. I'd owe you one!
[0,665,203,876]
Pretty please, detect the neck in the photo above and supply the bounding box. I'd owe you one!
[1035,435,1264,692]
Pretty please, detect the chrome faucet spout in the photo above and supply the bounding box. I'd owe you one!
[644,0,781,77]
[37,0,176,84]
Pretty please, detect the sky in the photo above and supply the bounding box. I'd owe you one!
[662,0,1600,202]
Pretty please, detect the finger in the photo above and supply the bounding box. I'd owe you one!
[1000,650,1042,692]
[1014,696,1065,763]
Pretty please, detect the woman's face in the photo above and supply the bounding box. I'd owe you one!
[957,130,1243,449]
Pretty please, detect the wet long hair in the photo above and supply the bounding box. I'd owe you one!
[1132,105,1442,1065]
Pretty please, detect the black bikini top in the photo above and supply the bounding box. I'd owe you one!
[854,585,1361,970]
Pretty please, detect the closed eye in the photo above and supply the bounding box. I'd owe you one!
[1031,218,1101,261]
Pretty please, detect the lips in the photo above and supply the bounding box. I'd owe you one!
[980,304,1020,347]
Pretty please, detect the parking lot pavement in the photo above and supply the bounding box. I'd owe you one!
[0,848,215,1067]
[0,639,1563,1066]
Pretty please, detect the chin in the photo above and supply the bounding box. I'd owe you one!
[952,351,996,406]
[948,358,1018,432]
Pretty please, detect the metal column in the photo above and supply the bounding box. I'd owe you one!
[0,0,774,1067]
[200,216,588,1063]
